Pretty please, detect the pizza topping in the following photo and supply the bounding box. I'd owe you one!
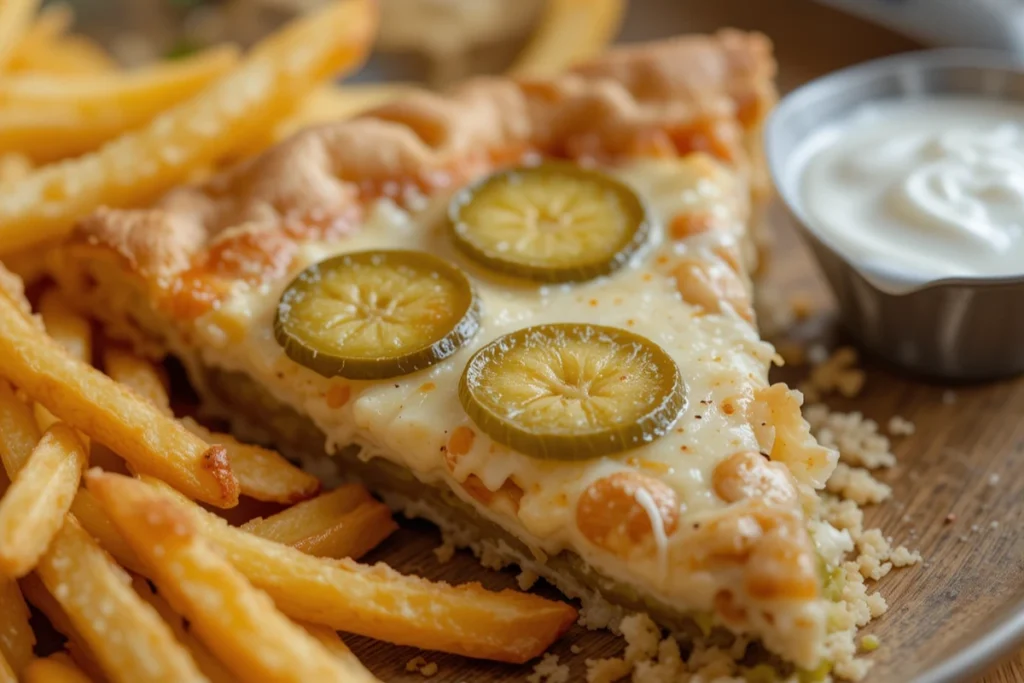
[459,323,684,460]
[576,471,680,557]
[448,163,650,283]
[274,250,479,379]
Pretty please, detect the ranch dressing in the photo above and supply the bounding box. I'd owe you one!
[797,97,1024,280]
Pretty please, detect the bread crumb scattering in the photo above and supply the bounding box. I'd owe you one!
[800,346,866,401]
[570,644,583,654]
[805,404,897,469]
[887,416,915,437]
[432,540,455,563]
[406,655,427,673]
[528,653,570,683]
[419,662,438,677]
[517,569,540,591]
[826,463,892,505]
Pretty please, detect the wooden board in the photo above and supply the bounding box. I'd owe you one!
[344,1,1024,681]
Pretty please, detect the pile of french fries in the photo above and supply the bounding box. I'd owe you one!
[0,0,626,680]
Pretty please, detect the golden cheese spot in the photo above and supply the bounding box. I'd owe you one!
[669,212,718,240]
[419,382,436,393]
[577,472,679,558]
[447,426,475,457]
[712,451,797,506]
[325,383,351,409]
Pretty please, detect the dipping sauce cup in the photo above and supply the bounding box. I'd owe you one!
[767,50,1024,380]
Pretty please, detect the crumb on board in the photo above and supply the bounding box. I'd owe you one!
[945,513,957,524]
[806,404,897,469]
[528,653,570,683]
[887,416,915,437]
[826,463,892,505]
[570,644,582,655]
[433,540,455,564]
[406,656,438,677]
[517,569,540,591]
[800,346,866,402]
[988,473,1001,486]
[860,635,880,652]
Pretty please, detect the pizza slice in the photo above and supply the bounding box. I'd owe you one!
[54,31,841,672]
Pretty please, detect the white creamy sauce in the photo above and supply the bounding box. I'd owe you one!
[195,158,781,613]
[797,97,1024,279]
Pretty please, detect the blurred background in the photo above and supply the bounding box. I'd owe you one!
[54,0,1024,90]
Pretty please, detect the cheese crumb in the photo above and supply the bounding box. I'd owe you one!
[432,541,455,564]
[406,656,427,673]
[801,346,866,401]
[860,635,881,652]
[887,415,915,436]
[570,644,582,655]
[517,569,540,591]
[826,464,893,505]
[527,653,569,683]
[419,663,438,677]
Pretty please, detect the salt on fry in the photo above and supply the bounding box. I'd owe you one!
[0,289,238,507]
[0,577,34,676]
[241,484,397,559]
[0,423,88,578]
[132,576,240,683]
[19,572,110,683]
[0,0,378,254]
[142,476,577,663]
[34,516,208,683]
[88,470,377,683]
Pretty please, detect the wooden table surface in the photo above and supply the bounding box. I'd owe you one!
[344,1,1024,682]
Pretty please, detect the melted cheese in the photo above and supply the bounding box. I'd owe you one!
[192,157,789,613]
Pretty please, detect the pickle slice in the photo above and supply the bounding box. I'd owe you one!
[459,324,684,460]
[274,250,479,379]
[449,163,649,283]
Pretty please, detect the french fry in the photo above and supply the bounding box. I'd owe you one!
[0,0,40,70]
[132,576,240,683]
[88,471,377,683]
[0,378,40,476]
[0,423,88,578]
[0,578,34,676]
[182,418,320,504]
[508,0,625,77]
[10,34,117,76]
[22,653,92,683]
[34,515,207,683]
[38,289,92,363]
[241,485,396,559]
[103,348,171,415]
[141,476,577,663]
[0,650,13,683]
[19,573,108,682]
[0,0,378,254]
[68,487,145,574]
[102,347,318,503]
[0,46,241,162]
[0,290,239,506]
[299,622,377,680]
